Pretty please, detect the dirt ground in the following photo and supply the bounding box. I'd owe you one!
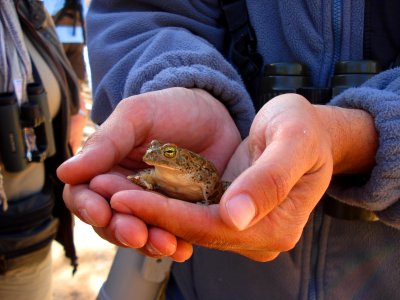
[52,218,117,300]
[51,83,117,300]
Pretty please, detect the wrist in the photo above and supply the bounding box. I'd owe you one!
[315,105,378,175]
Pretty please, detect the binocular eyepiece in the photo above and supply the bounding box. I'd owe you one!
[255,60,381,111]
[0,84,56,172]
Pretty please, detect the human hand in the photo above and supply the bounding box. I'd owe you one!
[57,87,242,261]
[108,93,378,261]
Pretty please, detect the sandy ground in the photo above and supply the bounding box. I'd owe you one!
[52,218,117,300]
[51,84,117,300]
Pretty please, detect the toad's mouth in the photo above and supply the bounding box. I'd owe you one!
[143,159,177,171]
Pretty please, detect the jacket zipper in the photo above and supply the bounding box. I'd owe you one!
[331,0,343,74]
[308,3,343,298]
[307,206,323,300]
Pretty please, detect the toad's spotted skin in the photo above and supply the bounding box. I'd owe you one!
[128,140,227,204]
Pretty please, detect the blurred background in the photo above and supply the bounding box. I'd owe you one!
[45,0,116,300]
[51,83,117,300]
[44,1,118,298]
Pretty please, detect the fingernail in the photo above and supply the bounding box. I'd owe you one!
[115,230,130,247]
[145,241,163,256]
[78,208,98,227]
[226,194,256,230]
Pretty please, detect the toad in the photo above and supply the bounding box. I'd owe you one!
[127,140,228,204]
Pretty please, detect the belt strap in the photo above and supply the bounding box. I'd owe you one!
[323,195,379,221]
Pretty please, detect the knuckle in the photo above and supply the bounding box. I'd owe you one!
[269,167,291,201]
[257,163,292,207]
[246,164,293,219]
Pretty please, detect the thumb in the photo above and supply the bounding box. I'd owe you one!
[219,138,319,231]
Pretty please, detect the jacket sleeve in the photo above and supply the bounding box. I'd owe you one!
[327,67,400,228]
[86,0,254,137]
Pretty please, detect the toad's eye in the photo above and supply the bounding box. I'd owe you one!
[163,146,177,158]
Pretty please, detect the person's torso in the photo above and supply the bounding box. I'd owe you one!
[247,0,400,86]
[1,36,61,201]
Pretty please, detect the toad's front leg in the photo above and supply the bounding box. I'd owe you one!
[127,168,157,191]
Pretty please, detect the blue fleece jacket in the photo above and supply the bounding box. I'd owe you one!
[87,1,400,299]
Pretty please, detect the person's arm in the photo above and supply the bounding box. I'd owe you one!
[327,67,400,228]
[87,0,254,136]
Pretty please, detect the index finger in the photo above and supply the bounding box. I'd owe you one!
[57,96,155,185]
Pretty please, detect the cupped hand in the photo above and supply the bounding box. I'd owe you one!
[57,87,242,261]
[109,93,377,261]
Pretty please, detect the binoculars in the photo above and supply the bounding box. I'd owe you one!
[256,60,382,220]
[0,84,56,172]
[255,60,381,110]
